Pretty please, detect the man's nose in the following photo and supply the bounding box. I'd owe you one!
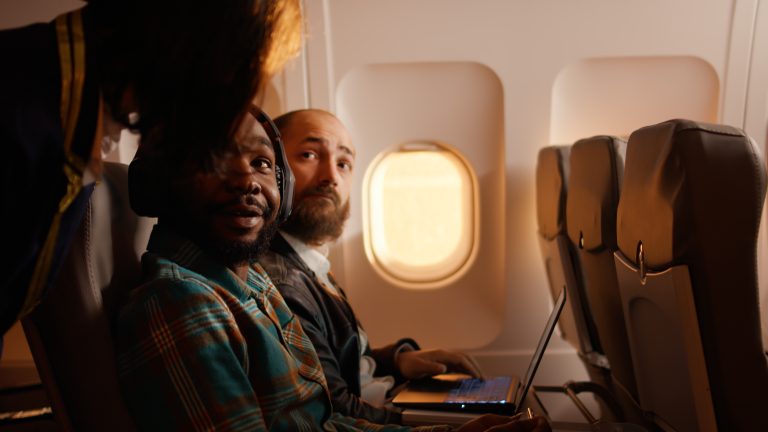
[318,158,341,186]
[225,156,260,194]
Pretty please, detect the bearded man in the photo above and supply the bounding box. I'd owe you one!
[119,107,550,431]
[260,109,485,425]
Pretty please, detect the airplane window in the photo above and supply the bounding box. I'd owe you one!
[363,142,478,289]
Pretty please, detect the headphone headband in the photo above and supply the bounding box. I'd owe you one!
[249,106,294,224]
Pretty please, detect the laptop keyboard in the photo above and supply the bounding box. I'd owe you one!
[445,377,512,403]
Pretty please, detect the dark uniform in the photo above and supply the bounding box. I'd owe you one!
[0,8,100,338]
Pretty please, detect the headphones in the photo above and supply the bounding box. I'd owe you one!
[129,105,295,224]
[252,105,294,224]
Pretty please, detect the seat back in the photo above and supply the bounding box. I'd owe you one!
[22,162,153,431]
[565,136,638,403]
[535,146,603,360]
[615,119,768,431]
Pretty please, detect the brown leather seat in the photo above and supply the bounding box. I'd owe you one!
[565,136,644,422]
[614,119,768,431]
[22,162,153,431]
[536,145,605,362]
[536,146,628,422]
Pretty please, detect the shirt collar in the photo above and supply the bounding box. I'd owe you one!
[279,230,331,278]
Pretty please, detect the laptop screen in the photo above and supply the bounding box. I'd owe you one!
[514,287,566,408]
[391,286,566,415]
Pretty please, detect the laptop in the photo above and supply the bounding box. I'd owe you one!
[392,288,566,416]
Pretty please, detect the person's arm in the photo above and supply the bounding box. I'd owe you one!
[0,22,68,336]
[327,411,451,431]
[275,277,404,425]
[395,349,485,380]
[372,342,485,381]
[370,339,419,381]
[327,412,550,432]
[116,279,268,431]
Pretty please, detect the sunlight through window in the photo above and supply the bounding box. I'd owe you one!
[363,142,478,288]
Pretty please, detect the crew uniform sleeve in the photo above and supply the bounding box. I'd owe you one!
[116,278,267,432]
[0,22,67,335]
[274,274,404,425]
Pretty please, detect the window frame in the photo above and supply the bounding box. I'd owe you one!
[361,141,480,289]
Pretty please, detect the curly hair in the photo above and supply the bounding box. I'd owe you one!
[87,0,302,158]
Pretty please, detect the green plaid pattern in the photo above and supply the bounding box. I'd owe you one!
[117,226,447,431]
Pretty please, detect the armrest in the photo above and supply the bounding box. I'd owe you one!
[534,380,624,424]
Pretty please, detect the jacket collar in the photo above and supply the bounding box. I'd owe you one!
[269,232,313,276]
[279,231,331,276]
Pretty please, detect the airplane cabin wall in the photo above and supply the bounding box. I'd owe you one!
[1,0,767,400]
[745,0,768,355]
[271,0,768,383]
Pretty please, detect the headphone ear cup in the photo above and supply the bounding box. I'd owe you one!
[128,157,165,217]
[277,163,295,225]
[251,105,294,224]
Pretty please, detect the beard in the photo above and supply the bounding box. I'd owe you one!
[187,202,279,268]
[214,218,279,267]
[168,181,279,268]
[281,185,350,245]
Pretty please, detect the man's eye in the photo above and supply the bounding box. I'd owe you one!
[339,161,353,171]
[252,158,272,169]
[301,151,317,160]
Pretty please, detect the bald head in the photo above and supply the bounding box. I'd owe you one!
[275,109,355,245]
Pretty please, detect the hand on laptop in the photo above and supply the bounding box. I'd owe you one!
[395,348,484,380]
[454,413,551,432]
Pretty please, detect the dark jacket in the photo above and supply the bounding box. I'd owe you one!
[260,233,417,424]
[0,9,99,335]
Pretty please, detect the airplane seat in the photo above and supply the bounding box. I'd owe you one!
[565,136,648,424]
[614,119,768,431]
[535,146,621,422]
[536,146,594,355]
[22,162,153,432]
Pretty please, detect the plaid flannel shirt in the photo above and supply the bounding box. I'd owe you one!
[117,226,448,431]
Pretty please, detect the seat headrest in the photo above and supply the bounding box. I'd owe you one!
[566,136,626,252]
[536,145,571,240]
[616,118,766,269]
